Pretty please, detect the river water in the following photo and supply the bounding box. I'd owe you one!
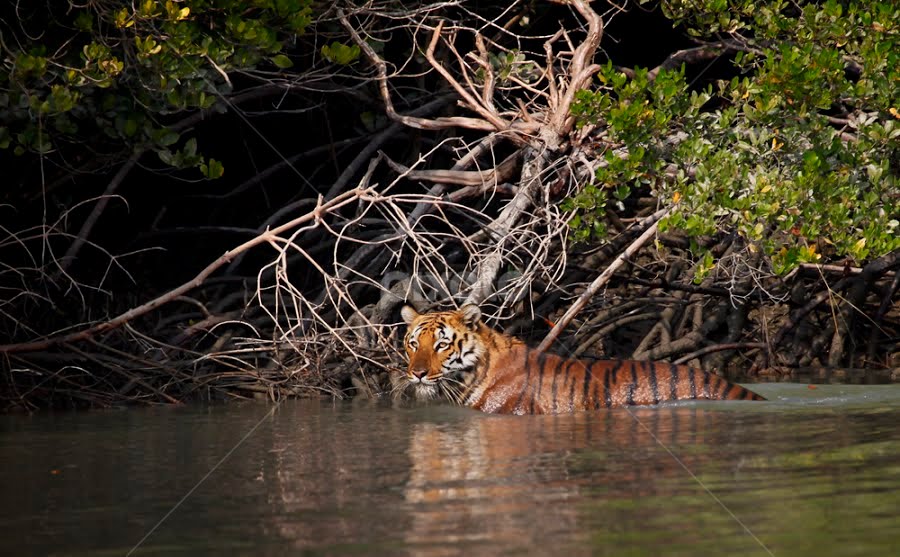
[2,383,899,556]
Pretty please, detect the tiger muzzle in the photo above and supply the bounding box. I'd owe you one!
[407,351,441,384]
[407,364,439,385]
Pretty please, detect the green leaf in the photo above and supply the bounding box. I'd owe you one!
[614,185,631,200]
[123,119,138,137]
[321,42,360,65]
[74,11,94,31]
[158,149,175,165]
[156,130,179,146]
[201,158,224,179]
[269,54,293,68]
[183,137,197,157]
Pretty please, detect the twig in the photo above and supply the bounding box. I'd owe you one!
[464,148,546,305]
[383,151,520,187]
[783,262,866,281]
[867,270,900,362]
[547,0,604,137]
[339,11,523,134]
[60,152,141,270]
[0,187,371,354]
[772,248,900,349]
[324,95,455,200]
[674,343,766,366]
[423,21,509,130]
[537,207,670,352]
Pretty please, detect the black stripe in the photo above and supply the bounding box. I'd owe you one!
[611,361,621,384]
[592,382,601,410]
[533,352,549,413]
[648,362,659,404]
[721,382,734,399]
[604,367,612,408]
[512,346,534,412]
[627,362,638,405]
[468,349,492,404]
[568,374,576,411]
[703,371,711,398]
[550,360,563,413]
[688,369,697,399]
[583,362,594,408]
[670,364,679,401]
[560,361,573,413]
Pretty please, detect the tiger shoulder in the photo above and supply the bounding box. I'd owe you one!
[399,303,765,415]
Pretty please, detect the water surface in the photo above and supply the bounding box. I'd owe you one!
[2,384,899,556]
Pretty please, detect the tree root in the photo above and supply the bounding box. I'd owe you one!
[3,5,898,410]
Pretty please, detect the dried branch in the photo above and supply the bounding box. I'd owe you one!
[384,151,521,187]
[673,342,766,366]
[60,152,141,270]
[537,207,670,352]
[0,187,371,354]
[646,43,732,81]
[339,10,507,133]
[547,0,604,137]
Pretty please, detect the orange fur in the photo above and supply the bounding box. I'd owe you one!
[400,304,764,414]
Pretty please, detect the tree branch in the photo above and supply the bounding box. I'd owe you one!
[537,207,670,352]
[0,187,372,354]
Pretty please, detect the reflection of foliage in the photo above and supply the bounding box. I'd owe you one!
[567,0,899,274]
[1,0,314,177]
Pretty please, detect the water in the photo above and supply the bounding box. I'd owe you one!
[2,384,899,556]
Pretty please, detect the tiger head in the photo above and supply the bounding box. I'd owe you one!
[399,304,486,400]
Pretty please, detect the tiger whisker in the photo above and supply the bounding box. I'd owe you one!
[438,379,465,406]
[441,374,468,405]
[390,376,412,400]
[438,382,458,405]
[389,377,407,393]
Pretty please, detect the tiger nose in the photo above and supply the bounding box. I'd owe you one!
[412,369,428,380]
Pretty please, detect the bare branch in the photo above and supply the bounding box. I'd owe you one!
[537,207,670,352]
[0,187,372,354]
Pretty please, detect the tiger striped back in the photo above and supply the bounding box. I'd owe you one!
[463,346,764,414]
[399,304,765,414]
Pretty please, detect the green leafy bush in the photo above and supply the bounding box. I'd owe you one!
[1,0,314,177]
[567,0,899,273]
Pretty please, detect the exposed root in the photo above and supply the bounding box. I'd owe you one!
[2,2,898,410]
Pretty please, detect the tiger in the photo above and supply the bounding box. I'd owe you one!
[399,304,765,414]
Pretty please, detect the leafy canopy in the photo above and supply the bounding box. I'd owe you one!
[565,0,899,275]
[1,0,314,178]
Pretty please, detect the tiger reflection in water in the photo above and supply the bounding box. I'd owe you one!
[403,407,745,554]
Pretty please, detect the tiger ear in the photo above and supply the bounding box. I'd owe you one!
[459,304,482,326]
[400,305,420,325]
